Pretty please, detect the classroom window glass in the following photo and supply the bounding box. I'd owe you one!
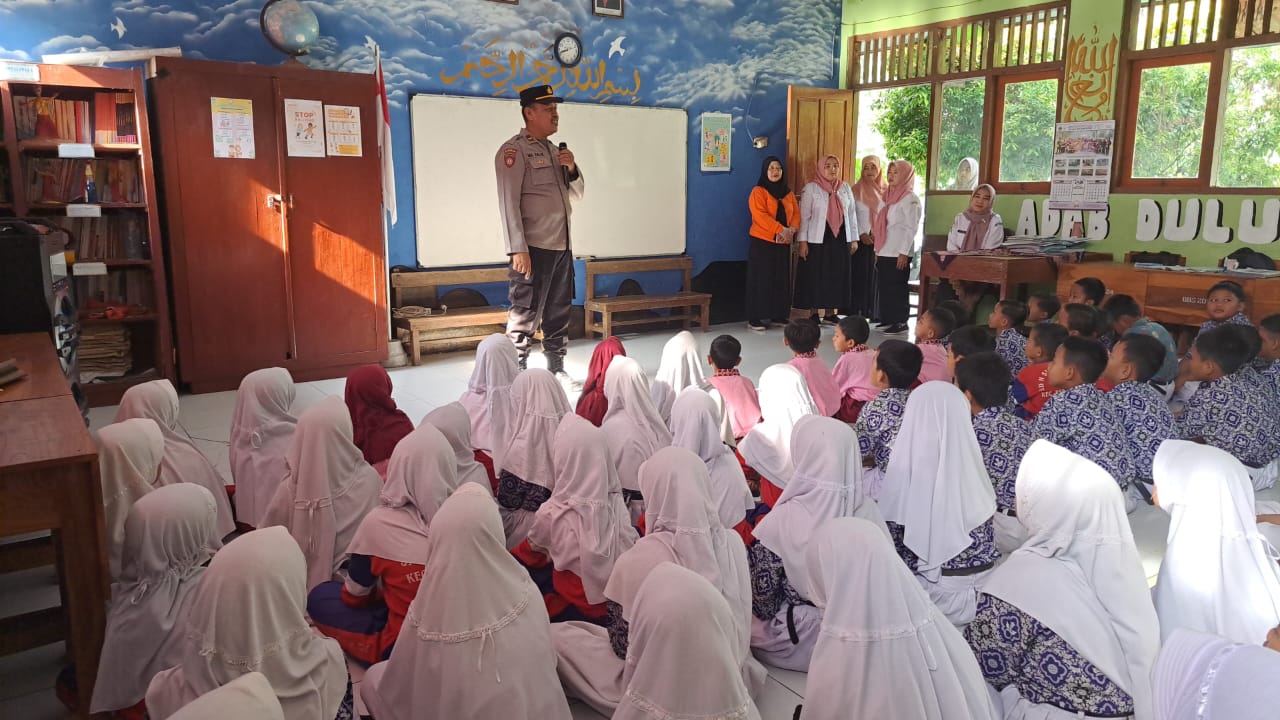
[997,77,1057,183]
[1215,43,1280,188]
[1131,61,1211,179]
[935,78,985,190]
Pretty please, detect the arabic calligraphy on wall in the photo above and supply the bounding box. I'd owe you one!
[440,42,642,104]
[1063,28,1118,122]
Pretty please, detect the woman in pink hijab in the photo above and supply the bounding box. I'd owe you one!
[850,155,886,319]
[797,155,858,326]
[344,365,415,467]
[871,160,922,335]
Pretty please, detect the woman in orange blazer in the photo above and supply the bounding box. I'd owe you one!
[746,156,800,331]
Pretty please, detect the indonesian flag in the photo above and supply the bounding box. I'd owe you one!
[374,44,397,226]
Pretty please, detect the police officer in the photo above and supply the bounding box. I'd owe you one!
[495,85,584,385]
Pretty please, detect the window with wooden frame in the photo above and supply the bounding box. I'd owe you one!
[1118,0,1280,190]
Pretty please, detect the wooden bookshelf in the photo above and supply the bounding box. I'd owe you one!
[0,63,173,407]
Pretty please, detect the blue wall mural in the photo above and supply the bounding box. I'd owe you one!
[0,0,841,272]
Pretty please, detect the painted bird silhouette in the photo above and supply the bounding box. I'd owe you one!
[608,35,626,58]
[110,17,126,39]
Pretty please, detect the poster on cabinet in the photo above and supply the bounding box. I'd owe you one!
[284,99,325,157]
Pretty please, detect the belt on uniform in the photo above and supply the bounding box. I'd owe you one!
[941,561,995,577]
[998,507,1017,518]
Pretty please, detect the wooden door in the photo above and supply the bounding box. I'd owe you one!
[787,87,856,192]
[274,70,387,367]
[150,60,291,387]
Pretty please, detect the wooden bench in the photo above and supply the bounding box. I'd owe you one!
[390,267,511,365]
[584,256,711,338]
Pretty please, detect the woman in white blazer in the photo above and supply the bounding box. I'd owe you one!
[944,184,1004,308]
[870,160,921,335]
[796,155,859,325]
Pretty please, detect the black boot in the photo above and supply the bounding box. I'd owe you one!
[516,353,528,371]
[545,353,581,392]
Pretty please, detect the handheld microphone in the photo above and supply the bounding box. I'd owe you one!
[558,142,570,187]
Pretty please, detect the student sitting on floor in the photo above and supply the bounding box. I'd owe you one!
[458,334,520,471]
[831,315,877,423]
[1033,337,1137,510]
[344,364,415,469]
[988,299,1029,375]
[1102,293,1178,388]
[1012,323,1068,420]
[229,367,297,530]
[1229,324,1280,411]
[1059,302,1103,340]
[601,356,672,518]
[785,319,841,417]
[738,364,820,506]
[946,325,996,379]
[706,334,762,441]
[670,390,755,536]
[915,308,954,384]
[955,352,1033,556]
[1173,281,1254,408]
[422,402,495,493]
[651,330,708,423]
[937,300,972,346]
[1102,334,1174,503]
[575,336,626,427]
[854,339,924,498]
[1026,291,1060,326]
[493,369,573,547]
[1067,276,1106,307]
[1258,313,1280,395]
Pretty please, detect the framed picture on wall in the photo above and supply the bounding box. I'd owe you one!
[486,0,518,4]
[594,0,623,18]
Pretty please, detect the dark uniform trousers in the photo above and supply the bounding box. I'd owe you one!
[507,246,574,360]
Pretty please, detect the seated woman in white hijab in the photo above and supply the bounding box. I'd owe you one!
[511,413,635,626]
[307,425,460,667]
[229,367,297,529]
[458,333,519,478]
[261,396,381,591]
[670,389,755,538]
[1152,439,1280,644]
[114,379,236,539]
[167,673,283,720]
[738,363,819,508]
[650,330,708,423]
[803,517,998,720]
[880,381,999,626]
[965,440,1160,720]
[1154,628,1280,720]
[748,415,888,671]
[422,401,494,493]
[98,418,163,581]
[600,356,672,515]
[91,484,221,719]
[360,483,572,720]
[615,562,761,720]
[145,527,352,720]
[494,368,572,547]
[553,446,763,715]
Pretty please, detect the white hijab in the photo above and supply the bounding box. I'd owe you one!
[347,425,460,565]
[804,517,998,720]
[495,368,571,489]
[753,416,889,602]
[615,562,761,720]
[1153,440,1280,645]
[670,389,753,528]
[92,484,221,713]
[422,402,492,493]
[114,379,236,538]
[1154,628,1280,720]
[984,440,1161,720]
[526,414,636,605]
[262,396,381,591]
[168,672,284,720]
[879,381,995,580]
[651,330,707,422]
[373,483,573,720]
[601,356,673,491]
[737,363,818,486]
[144,527,349,720]
[458,334,519,454]
[229,368,297,528]
[97,417,163,581]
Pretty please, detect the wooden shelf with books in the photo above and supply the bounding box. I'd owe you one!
[0,63,172,407]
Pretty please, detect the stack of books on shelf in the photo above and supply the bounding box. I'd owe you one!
[53,214,147,259]
[23,157,142,204]
[78,272,152,313]
[12,92,139,144]
[78,325,132,382]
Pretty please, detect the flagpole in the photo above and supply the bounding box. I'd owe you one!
[374,43,404,367]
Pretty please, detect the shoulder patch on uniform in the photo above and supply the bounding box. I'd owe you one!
[503,147,518,168]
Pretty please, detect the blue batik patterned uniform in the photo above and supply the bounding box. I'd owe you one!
[1179,370,1280,468]
[1032,385,1135,489]
[854,388,910,471]
[1125,318,1179,384]
[887,520,1000,573]
[1107,381,1175,483]
[996,329,1029,375]
[972,406,1034,512]
[1260,358,1280,398]
[746,541,811,620]
[964,594,1134,716]
[1186,311,1253,358]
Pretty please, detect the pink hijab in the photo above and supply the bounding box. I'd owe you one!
[812,155,845,236]
[851,155,886,213]
[872,160,917,253]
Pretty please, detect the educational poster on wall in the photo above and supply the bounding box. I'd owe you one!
[210,97,255,159]
[324,105,363,157]
[1048,120,1115,211]
[700,112,731,172]
[284,99,325,158]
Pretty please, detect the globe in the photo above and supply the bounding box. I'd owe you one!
[260,0,320,57]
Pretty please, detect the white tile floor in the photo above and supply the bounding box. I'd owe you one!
[2,318,1243,718]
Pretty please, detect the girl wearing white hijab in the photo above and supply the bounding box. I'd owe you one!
[458,333,519,458]
[513,413,636,624]
[168,672,284,720]
[880,381,999,626]
[98,417,163,581]
[748,416,887,671]
[1152,440,1280,644]
[422,401,494,493]
[359,483,573,720]
[804,517,998,720]
[494,368,572,547]
[92,484,221,716]
[308,425,461,666]
[261,396,381,591]
[601,356,672,509]
[670,389,754,531]
[145,527,352,720]
[738,363,819,505]
[114,379,236,538]
[650,330,708,422]
[229,367,297,528]
[1154,628,1280,720]
[615,562,762,720]
[966,440,1161,720]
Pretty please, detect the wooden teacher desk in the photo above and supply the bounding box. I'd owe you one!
[1056,263,1280,327]
[919,251,1113,310]
[0,333,106,718]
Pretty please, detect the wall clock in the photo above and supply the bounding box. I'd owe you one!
[554,32,584,68]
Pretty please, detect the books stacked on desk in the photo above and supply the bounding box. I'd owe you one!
[1133,263,1280,278]
[1000,235,1088,255]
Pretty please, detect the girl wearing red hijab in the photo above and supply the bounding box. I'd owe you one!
[575,336,626,426]
[344,365,415,467]
[871,160,922,335]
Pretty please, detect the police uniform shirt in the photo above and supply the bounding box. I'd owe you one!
[495,129,585,255]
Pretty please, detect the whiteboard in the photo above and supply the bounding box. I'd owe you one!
[410,94,687,267]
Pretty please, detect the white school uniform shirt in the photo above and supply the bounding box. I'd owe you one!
[798,181,858,244]
[878,190,922,258]
[946,212,1005,252]
[854,197,879,239]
